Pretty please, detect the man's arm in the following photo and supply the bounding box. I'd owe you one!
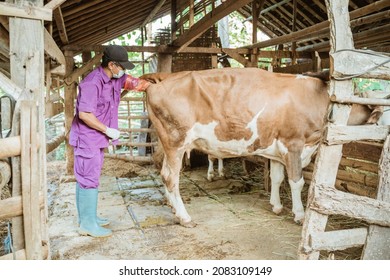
[79,112,107,133]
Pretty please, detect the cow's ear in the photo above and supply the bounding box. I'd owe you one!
[366,105,384,124]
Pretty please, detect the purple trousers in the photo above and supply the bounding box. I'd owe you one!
[74,147,105,189]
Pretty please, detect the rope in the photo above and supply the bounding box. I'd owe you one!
[332,49,390,81]
[3,222,15,259]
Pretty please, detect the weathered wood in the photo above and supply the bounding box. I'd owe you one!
[53,7,68,45]
[246,0,390,49]
[0,2,52,21]
[65,53,102,84]
[64,52,75,175]
[44,28,65,65]
[299,0,356,260]
[325,124,389,145]
[330,95,390,106]
[172,0,253,51]
[0,136,21,158]
[104,153,153,163]
[343,142,382,163]
[44,0,67,10]
[20,101,42,259]
[222,48,249,67]
[0,245,48,260]
[46,132,65,154]
[0,72,22,100]
[45,101,63,118]
[332,50,390,81]
[312,184,390,227]
[9,7,46,251]
[141,0,166,27]
[0,193,44,220]
[0,160,11,193]
[310,227,368,251]
[362,135,390,259]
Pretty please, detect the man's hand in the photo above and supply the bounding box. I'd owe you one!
[105,127,120,140]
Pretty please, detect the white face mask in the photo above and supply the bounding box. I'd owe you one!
[112,69,125,79]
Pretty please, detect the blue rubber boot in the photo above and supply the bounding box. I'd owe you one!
[78,187,112,237]
[76,183,109,226]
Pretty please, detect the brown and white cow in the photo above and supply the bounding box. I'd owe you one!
[143,68,381,227]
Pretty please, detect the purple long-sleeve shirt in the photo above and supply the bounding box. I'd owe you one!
[69,66,127,148]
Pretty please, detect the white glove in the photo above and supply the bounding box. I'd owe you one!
[105,127,120,140]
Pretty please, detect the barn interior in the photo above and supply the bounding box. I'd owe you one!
[0,0,390,261]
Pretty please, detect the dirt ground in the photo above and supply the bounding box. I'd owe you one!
[47,158,308,260]
[1,157,363,260]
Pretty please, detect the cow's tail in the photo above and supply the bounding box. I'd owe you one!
[302,70,330,81]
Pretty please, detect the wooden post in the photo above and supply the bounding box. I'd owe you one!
[9,0,46,254]
[362,135,390,259]
[298,0,355,260]
[64,51,75,175]
[20,100,42,259]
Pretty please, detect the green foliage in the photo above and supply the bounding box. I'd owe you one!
[354,78,390,93]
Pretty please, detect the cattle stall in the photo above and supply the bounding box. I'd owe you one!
[0,0,389,260]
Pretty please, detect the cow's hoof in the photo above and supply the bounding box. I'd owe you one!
[294,214,305,225]
[207,174,214,181]
[272,205,283,215]
[181,221,197,228]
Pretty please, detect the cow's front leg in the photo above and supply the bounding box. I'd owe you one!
[285,150,305,224]
[289,177,305,224]
[161,153,196,228]
[269,160,284,214]
[207,156,215,181]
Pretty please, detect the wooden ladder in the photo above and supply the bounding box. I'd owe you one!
[298,0,390,260]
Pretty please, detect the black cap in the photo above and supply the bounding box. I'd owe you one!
[103,45,135,70]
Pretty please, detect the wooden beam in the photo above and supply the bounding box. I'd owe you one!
[362,135,390,259]
[0,136,21,158]
[45,101,63,119]
[332,49,390,81]
[330,95,390,106]
[246,0,390,49]
[65,53,103,84]
[44,0,67,10]
[53,7,68,44]
[0,2,52,21]
[44,28,65,65]
[222,48,249,67]
[172,0,253,51]
[0,71,23,100]
[312,184,390,227]
[325,124,390,145]
[310,228,368,251]
[141,0,166,27]
[0,193,44,220]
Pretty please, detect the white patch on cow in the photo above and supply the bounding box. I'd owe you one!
[296,75,308,80]
[301,145,318,168]
[183,106,266,158]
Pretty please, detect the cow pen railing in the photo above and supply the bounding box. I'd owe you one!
[298,0,390,260]
[105,94,157,163]
[0,101,49,260]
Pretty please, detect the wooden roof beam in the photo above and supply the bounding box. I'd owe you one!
[140,0,166,27]
[245,0,390,49]
[53,7,68,45]
[44,29,65,65]
[0,2,52,21]
[171,0,253,52]
[44,0,67,10]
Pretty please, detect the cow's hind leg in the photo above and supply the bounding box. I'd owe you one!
[269,160,284,214]
[285,151,305,224]
[161,152,196,228]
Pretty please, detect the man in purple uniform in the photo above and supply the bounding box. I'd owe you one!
[69,45,150,237]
